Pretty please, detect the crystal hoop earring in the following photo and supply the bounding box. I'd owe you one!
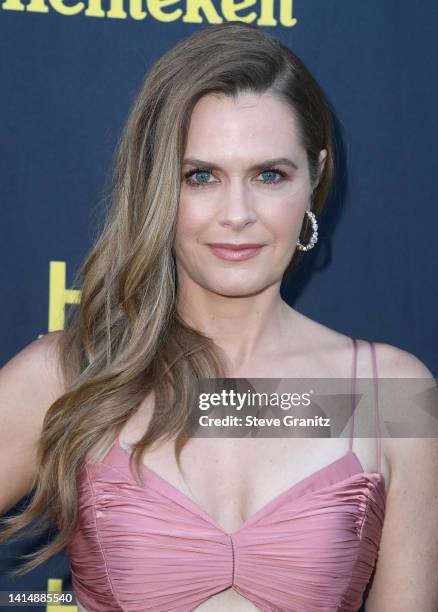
[296,209,318,251]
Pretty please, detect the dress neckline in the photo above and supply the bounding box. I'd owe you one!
[90,435,386,538]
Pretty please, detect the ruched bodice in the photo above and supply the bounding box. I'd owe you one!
[65,339,386,611]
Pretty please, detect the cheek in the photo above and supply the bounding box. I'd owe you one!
[174,194,215,254]
[262,197,306,243]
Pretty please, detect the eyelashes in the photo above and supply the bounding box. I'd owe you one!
[183,167,214,187]
[183,167,287,188]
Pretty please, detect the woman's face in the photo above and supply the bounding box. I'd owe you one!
[174,91,327,297]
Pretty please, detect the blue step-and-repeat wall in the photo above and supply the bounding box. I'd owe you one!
[1,1,437,610]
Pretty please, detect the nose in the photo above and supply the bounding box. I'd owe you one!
[217,180,257,231]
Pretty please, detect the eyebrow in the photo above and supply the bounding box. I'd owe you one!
[182,157,299,171]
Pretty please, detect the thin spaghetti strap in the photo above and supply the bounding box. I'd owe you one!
[349,337,358,453]
[369,341,382,473]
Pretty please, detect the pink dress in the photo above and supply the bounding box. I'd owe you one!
[65,339,386,611]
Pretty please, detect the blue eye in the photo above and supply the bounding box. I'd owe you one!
[184,168,213,187]
[183,166,287,188]
[259,168,286,184]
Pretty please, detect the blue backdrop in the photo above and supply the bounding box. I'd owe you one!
[1,1,437,610]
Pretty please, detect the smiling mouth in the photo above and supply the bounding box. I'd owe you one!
[206,244,265,261]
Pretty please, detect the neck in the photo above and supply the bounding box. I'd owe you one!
[176,281,295,371]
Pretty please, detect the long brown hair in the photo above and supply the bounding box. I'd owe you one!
[0,21,335,575]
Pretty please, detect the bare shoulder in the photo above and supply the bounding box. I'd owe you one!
[371,340,435,378]
[372,342,437,530]
[364,342,438,610]
[1,331,66,398]
[0,331,67,514]
[302,324,437,478]
[370,340,436,455]
[0,331,64,385]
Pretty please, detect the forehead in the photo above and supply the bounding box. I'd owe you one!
[184,92,304,160]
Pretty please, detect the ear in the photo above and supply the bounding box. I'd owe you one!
[313,149,328,190]
[319,149,328,174]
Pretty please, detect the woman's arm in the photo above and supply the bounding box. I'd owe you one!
[0,331,65,516]
[365,343,438,611]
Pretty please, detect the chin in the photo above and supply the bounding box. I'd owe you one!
[206,281,268,298]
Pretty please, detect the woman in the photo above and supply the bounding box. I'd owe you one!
[1,21,437,612]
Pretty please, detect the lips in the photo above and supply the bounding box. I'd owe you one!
[207,243,263,249]
[206,243,265,261]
